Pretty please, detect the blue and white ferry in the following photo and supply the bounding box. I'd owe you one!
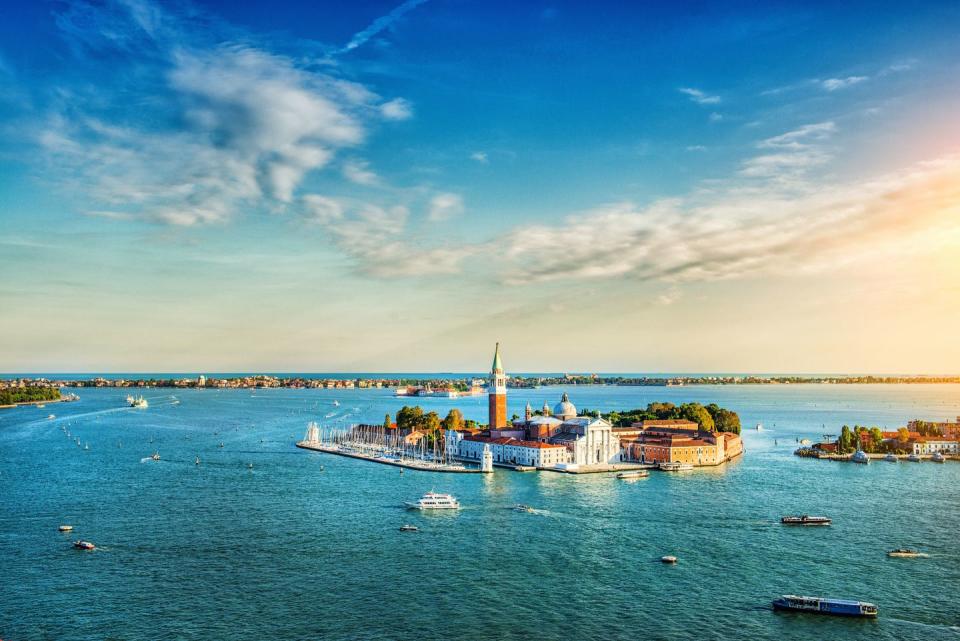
[773,595,878,618]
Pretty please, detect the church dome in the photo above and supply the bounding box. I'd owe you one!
[553,392,577,420]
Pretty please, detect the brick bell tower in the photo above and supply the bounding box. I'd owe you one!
[488,342,508,429]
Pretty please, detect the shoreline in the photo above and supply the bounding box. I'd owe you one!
[294,441,484,473]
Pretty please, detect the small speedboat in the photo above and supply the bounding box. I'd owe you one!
[887,548,924,558]
[884,453,898,462]
[906,454,921,462]
[851,450,870,464]
[617,470,650,480]
[512,504,534,513]
[781,515,831,526]
[58,525,74,532]
[47,414,56,420]
[931,452,946,463]
[195,457,200,465]
[661,555,678,564]
[399,525,419,532]
[73,540,95,551]
[150,452,160,461]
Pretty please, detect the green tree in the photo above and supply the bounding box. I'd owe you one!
[680,403,715,432]
[422,411,441,434]
[710,408,741,434]
[383,413,391,430]
[897,427,910,442]
[396,406,424,432]
[839,425,853,453]
[869,427,883,453]
[441,409,464,432]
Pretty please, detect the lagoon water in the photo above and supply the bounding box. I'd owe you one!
[2,383,959,640]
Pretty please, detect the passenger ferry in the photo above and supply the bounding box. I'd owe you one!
[617,470,650,479]
[781,515,831,526]
[772,595,878,618]
[658,461,693,472]
[405,491,460,510]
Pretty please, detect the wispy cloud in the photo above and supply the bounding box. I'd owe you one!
[380,97,413,121]
[821,75,868,91]
[498,152,960,285]
[338,0,429,54]
[679,87,721,105]
[428,192,465,221]
[342,159,380,186]
[470,151,489,164]
[41,2,411,226]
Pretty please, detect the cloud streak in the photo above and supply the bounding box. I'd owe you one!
[679,87,721,105]
[338,0,429,54]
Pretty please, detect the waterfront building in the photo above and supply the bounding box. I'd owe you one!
[623,420,743,466]
[907,417,960,439]
[447,432,570,467]
[197,374,206,388]
[488,343,508,429]
[907,439,959,455]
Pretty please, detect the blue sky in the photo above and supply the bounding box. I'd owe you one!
[1,0,959,373]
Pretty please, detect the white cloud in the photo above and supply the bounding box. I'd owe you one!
[380,97,413,121]
[821,76,868,91]
[42,4,413,226]
[470,151,489,164]
[686,145,707,152]
[709,112,723,122]
[428,192,465,221]
[342,159,379,185]
[339,0,429,54]
[679,87,721,105]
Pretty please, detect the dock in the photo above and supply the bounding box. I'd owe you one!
[295,441,484,473]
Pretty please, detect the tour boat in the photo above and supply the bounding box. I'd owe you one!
[906,454,921,462]
[931,452,946,463]
[884,453,898,462]
[661,555,678,564]
[781,515,831,526]
[659,461,694,472]
[617,470,650,479]
[399,525,419,532]
[405,491,460,510]
[73,540,95,551]
[887,548,924,558]
[58,525,73,532]
[772,595,878,618]
[851,450,870,464]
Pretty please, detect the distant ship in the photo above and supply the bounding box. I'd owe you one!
[772,595,877,618]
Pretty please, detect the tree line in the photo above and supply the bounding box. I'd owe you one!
[0,386,61,406]
[578,401,741,434]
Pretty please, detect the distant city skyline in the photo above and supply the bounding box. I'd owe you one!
[1,1,959,373]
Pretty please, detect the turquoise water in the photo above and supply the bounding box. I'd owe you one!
[2,384,959,640]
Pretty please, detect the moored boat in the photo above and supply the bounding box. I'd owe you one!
[617,470,650,479]
[887,548,924,558]
[659,461,694,471]
[851,450,870,464]
[405,491,460,510]
[772,595,877,618]
[906,453,921,462]
[884,453,898,462]
[73,540,95,551]
[399,524,419,532]
[931,452,946,463]
[781,515,831,526]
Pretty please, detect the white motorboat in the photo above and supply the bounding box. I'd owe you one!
[659,461,694,472]
[931,452,946,463]
[887,548,926,558]
[58,525,74,532]
[399,524,419,532]
[617,470,650,479]
[512,504,534,513]
[884,453,898,462]
[906,453,921,462]
[405,491,460,510]
[851,450,870,464]
[661,555,678,564]
[128,395,148,409]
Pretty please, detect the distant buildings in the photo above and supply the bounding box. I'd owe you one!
[621,419,743,466]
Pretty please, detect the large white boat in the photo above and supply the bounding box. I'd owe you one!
[127,395,148,409]
[405,491,460,510]
[659,461,694,472]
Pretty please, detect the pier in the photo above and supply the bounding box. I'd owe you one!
[295,440,483,473]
